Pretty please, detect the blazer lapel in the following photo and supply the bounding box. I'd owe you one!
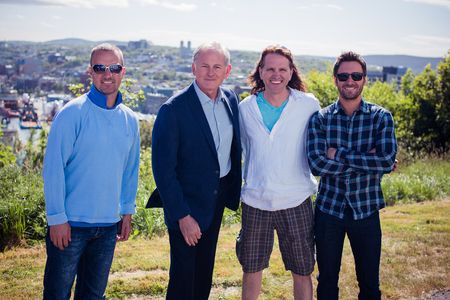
[222,89,240,139]
[185,84,217,155]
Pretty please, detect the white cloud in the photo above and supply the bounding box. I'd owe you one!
[296,3,343,11]
[138,0,197,11]
[325,4,343,10]
[16,14,25,19]
[40,21,54,28]
[403,34,450,45]
[403,0,450,9]
[0,0,129,8]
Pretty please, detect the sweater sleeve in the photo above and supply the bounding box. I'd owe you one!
[42,108,78,225]
[120,117,140,215]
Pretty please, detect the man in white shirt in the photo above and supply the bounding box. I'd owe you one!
[237,45,320,300]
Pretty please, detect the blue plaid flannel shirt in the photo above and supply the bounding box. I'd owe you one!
[307,99,397,220]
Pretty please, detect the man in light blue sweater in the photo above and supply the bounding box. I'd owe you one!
[42,43,140,300]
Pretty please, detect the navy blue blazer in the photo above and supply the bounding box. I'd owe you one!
[150,83,242,231]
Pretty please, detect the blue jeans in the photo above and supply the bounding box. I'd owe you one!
[43,224,118,300]
[315,206,382,300]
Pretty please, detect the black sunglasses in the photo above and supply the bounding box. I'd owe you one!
[336,72,364,82]
[92,64,123,74]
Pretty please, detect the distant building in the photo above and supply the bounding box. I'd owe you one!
[79,72,91,90]
[176,65,192,73]
[180,40,192,58]
[48,53,67,64]
[141,92,168,114]
[128,40,150,50]
[39,76,59,92]
[0,91,20,110]
[382,66,407,86]
[16,57,43,76]
[367,69,384,82]
[15,76,39,93]
[156,87,176,97]
[47,93,71,103]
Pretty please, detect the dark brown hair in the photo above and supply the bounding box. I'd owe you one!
[248,45,306,95]
[333,51,367,76]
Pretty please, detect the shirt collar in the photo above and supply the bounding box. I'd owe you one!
[87,84,123,109]
[193,80,225,104]
[333,98,369,115]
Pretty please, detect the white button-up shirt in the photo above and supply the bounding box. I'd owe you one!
[240,88,320,211]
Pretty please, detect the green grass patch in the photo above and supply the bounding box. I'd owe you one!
[0,200,448,299]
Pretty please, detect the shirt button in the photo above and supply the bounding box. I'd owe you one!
[214,190,218,195]
[215,170,219,174]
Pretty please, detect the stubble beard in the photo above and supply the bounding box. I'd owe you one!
[339,84,364,101]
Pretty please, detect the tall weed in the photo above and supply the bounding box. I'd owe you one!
[0,165,46,250]
[382,159,450,205]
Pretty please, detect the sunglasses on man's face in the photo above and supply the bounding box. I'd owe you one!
[336,72,364,82]
[91,64,123,74]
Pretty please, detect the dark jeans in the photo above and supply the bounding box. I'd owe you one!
[43,224,118,300]
[315,206,382,300]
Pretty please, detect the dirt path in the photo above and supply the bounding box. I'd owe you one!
[421,289,450,300]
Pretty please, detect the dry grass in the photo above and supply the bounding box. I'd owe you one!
[0,200,449,299]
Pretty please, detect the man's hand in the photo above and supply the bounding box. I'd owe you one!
[393,159,399,172]
[117,214,132,242]
[367,148,398,172]
[179,215,202,246]
[49,223,71,250]
[327,147,337,160]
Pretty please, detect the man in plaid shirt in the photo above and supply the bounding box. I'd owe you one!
[307,51,397,300]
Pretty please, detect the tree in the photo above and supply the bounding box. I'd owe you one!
[239,91,250,101]
[400,68,415,96]
[0,132,16,168]
[436,51,450,152]
[363,80,399,114]
[140,119,154,149]
[409,64,441,151]
[305,68,338,107]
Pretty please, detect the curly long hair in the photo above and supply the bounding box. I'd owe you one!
[248,45,306,95]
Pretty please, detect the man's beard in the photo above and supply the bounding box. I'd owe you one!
[338,83,364,101]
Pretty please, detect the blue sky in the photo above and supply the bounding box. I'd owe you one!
[0,0,449,57]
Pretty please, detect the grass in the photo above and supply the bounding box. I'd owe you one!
[0,200,449,299]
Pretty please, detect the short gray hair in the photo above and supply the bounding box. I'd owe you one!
[192,42,230,66]
[90,43,124,66]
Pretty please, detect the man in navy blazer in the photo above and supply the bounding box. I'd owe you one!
[151,42,242,300]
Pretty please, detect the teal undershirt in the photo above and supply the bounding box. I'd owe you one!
[256,92,289,132]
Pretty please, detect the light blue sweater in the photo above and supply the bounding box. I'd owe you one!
[43,86,140,226]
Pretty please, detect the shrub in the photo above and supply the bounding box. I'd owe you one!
[382,158,450,206]
[0,165,46,250]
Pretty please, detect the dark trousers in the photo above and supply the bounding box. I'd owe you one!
[166,177,229,300]
[315,206,382,300]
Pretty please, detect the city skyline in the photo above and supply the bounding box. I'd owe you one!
[0,0,449,57]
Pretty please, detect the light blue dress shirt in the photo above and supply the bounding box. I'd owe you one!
[193,81,233,178]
